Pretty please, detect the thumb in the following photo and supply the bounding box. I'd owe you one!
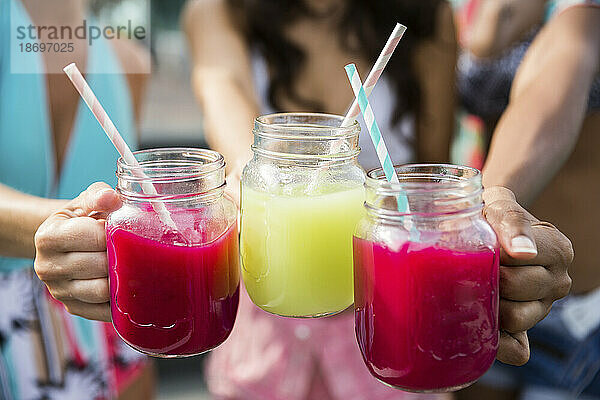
[68,182,121,218]
[483,186,538,259]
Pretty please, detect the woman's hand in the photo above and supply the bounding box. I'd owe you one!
[483,186,573,366]
[34,182,122,322]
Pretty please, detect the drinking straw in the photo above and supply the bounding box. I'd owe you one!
[345,63,421,241]
[345,63,408,209]
[63,63,179,232]
[341,23,407,127]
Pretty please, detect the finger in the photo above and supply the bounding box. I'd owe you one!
[484,197,538,260]
[499,299,551,333]
[35,251,108,281]
[35,217,107,253]
[500,265,554,301]
[60,182,121,220]
[482,186,517,204]
[497,331,529,366]
[48,278,109,304]
[500,222,574,272]
[62,300,111,322]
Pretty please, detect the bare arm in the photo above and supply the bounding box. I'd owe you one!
[483,7,600,206]
[0,184,66,258]
[413,2,457,162]
[182,0,259,177]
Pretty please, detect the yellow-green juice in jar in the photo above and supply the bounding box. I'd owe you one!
[240,183,365,317]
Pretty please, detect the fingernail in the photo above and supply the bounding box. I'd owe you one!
[510,235,537,255]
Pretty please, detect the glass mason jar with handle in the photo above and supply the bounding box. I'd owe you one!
[241,113,365,318]
[353,164,499,392]
[107,148,239,358]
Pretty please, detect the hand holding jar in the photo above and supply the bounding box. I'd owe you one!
[34,182,120,322]
[353,165,500,392]
[482,186,573,366]
[352,165,573,392]
[36,149,240,358]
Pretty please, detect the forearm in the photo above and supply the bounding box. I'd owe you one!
[183,0,258,174]
[483,8,600,205]
[483,56,594,205]
[0,184,66,258]
[415,1,457,163]
[482,89,585,205]
[416,95,454,163]
[416,76,455,162]
[192,68,258,173]
[415,43,456,163]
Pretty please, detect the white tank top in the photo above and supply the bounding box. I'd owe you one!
[251,54,415,171]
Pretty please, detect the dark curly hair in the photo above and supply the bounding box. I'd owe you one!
[225,0,443,126]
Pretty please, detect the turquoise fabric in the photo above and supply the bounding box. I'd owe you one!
[0,0,138,272]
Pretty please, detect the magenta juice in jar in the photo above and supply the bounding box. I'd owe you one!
[353,164,499,392]
[107,148,239,357]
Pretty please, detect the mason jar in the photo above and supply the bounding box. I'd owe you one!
[240,113,365,318]
[353,164,499,392]
[106,148,239,357]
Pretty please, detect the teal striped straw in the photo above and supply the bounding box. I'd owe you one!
[344,63,408,211]
[345,63,420,241]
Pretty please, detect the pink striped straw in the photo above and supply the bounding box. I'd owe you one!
[341,23,406,127]
[63,63,179,232]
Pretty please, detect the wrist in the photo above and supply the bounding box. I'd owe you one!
[0,197,67,259]
[228,153,252,176]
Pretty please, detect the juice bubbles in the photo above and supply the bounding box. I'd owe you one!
[353,238,499,391]
[107,207,239,357]
[241,185,365,317]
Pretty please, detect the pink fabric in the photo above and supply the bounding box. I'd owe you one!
[453,0,481,45]
[206,287,447,400]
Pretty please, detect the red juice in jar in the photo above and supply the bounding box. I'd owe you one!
[353,238,499,391]
[107,148,239,357]
[107,205,239,357]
